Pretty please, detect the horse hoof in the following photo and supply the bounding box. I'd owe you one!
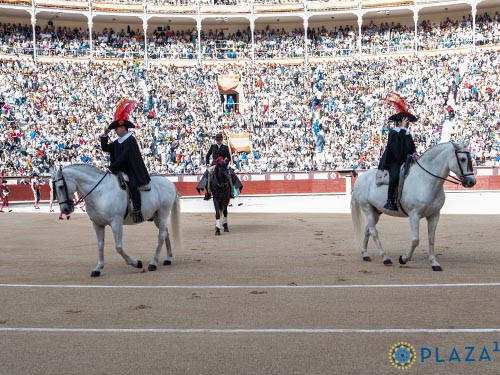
[148,264,157,271]
[432,265,443,271]
[362,256,371,262]
[399,256,407,265]
[224,227,229,232]
[136,260,143,269]
[90,270,100,277]
[163,260,172,266]
[215,231,221,236]
[383,259,393,266]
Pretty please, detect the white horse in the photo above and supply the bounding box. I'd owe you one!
[51,164,181,277]
[351,142,476,271]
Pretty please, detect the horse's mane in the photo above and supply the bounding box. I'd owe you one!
[214,162,228,182]
[419,142,462,160]
[64,164,106,175]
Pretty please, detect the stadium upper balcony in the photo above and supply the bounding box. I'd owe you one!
[0,0,469,13]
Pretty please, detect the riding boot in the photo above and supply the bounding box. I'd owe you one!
[204,171,212,200]
[131,188,144,223]
[384,182,398,211]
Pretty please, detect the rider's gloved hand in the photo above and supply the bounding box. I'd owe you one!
[102,122,110,135]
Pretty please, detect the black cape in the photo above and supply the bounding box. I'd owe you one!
[378,128,416,170]
[196,168,243,194]
[101,134,151,186]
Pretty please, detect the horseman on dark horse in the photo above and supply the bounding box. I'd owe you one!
[196,132,243,200]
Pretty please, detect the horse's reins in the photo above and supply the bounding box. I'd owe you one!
[55,170,110,209]
[413,150,473,185]
[74,170,110,206]
[398,150,473,216]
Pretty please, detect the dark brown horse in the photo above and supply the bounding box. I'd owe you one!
[211,157,232,235]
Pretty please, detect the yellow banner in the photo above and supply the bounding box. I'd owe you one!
[228,133,251,153]
[217,75,240,91]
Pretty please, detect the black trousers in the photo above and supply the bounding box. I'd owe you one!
[387,163,401,201]
[128,177,141,211]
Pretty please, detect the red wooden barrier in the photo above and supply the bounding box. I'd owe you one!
[2,169,499,202]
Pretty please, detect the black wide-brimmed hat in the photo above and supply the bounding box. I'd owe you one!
[108,120,136,130]
[388,112,418,123]
[215,133,223,140]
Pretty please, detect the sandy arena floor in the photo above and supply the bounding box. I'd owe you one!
[1,209,500,375]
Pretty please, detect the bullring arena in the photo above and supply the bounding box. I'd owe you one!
[1,177,500,374]
[1,0,500,372]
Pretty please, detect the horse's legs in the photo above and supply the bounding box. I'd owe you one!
[222,204,229,232]
[110,222,143,270]
[399,213,421,265]
[364,209,392,265]
[149,215,169,271]
[214,200,221,235]
[361,225,371,261]
[164,231,173,265]
[91,221,105,277]
[427,213,442,271]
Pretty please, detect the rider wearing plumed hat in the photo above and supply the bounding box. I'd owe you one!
[378,92,417,211]
[101,99,151,223]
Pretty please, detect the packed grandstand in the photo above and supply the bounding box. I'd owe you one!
[0,0,499,177]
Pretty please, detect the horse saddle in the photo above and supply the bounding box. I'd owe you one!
[376,156,414,187]
[115,172,152,220]
[117,172,151,192]
[375,169,389,186]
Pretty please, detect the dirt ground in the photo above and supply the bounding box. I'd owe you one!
[1,211,500,375]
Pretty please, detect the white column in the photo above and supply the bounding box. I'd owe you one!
[413,10,418,56]
[357,13,362,59]
[471,6,477,53]
[304,17,308,66]
[31,1,37,63]
[143,20,148,68]
[197,15,202,67]
[87,19,93,62]
[143,0,148,67]
[250,2,255,67]
[250,19,255,66]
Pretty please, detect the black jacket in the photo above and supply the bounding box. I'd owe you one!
[101,134,151,186]
[378,128,416,170]
[205,143,231,165]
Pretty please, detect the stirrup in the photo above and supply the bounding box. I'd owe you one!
[133,211,144,223]
[204,193,212,201]
[384,200,398,211]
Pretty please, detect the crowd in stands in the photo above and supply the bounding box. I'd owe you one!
[1,44,499,178]
[1,11,499,60]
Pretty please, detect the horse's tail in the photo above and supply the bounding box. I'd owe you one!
[171,191,182,253]
[350,192,362,253]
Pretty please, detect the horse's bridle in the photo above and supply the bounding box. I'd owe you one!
[53,173,75,213]
[414,150,474,185]
[54,169,110,212]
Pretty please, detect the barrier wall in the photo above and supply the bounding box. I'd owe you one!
[3,167,500,202]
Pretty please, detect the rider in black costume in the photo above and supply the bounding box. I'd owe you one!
[101,99,151,223]
[378,93,417,211]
